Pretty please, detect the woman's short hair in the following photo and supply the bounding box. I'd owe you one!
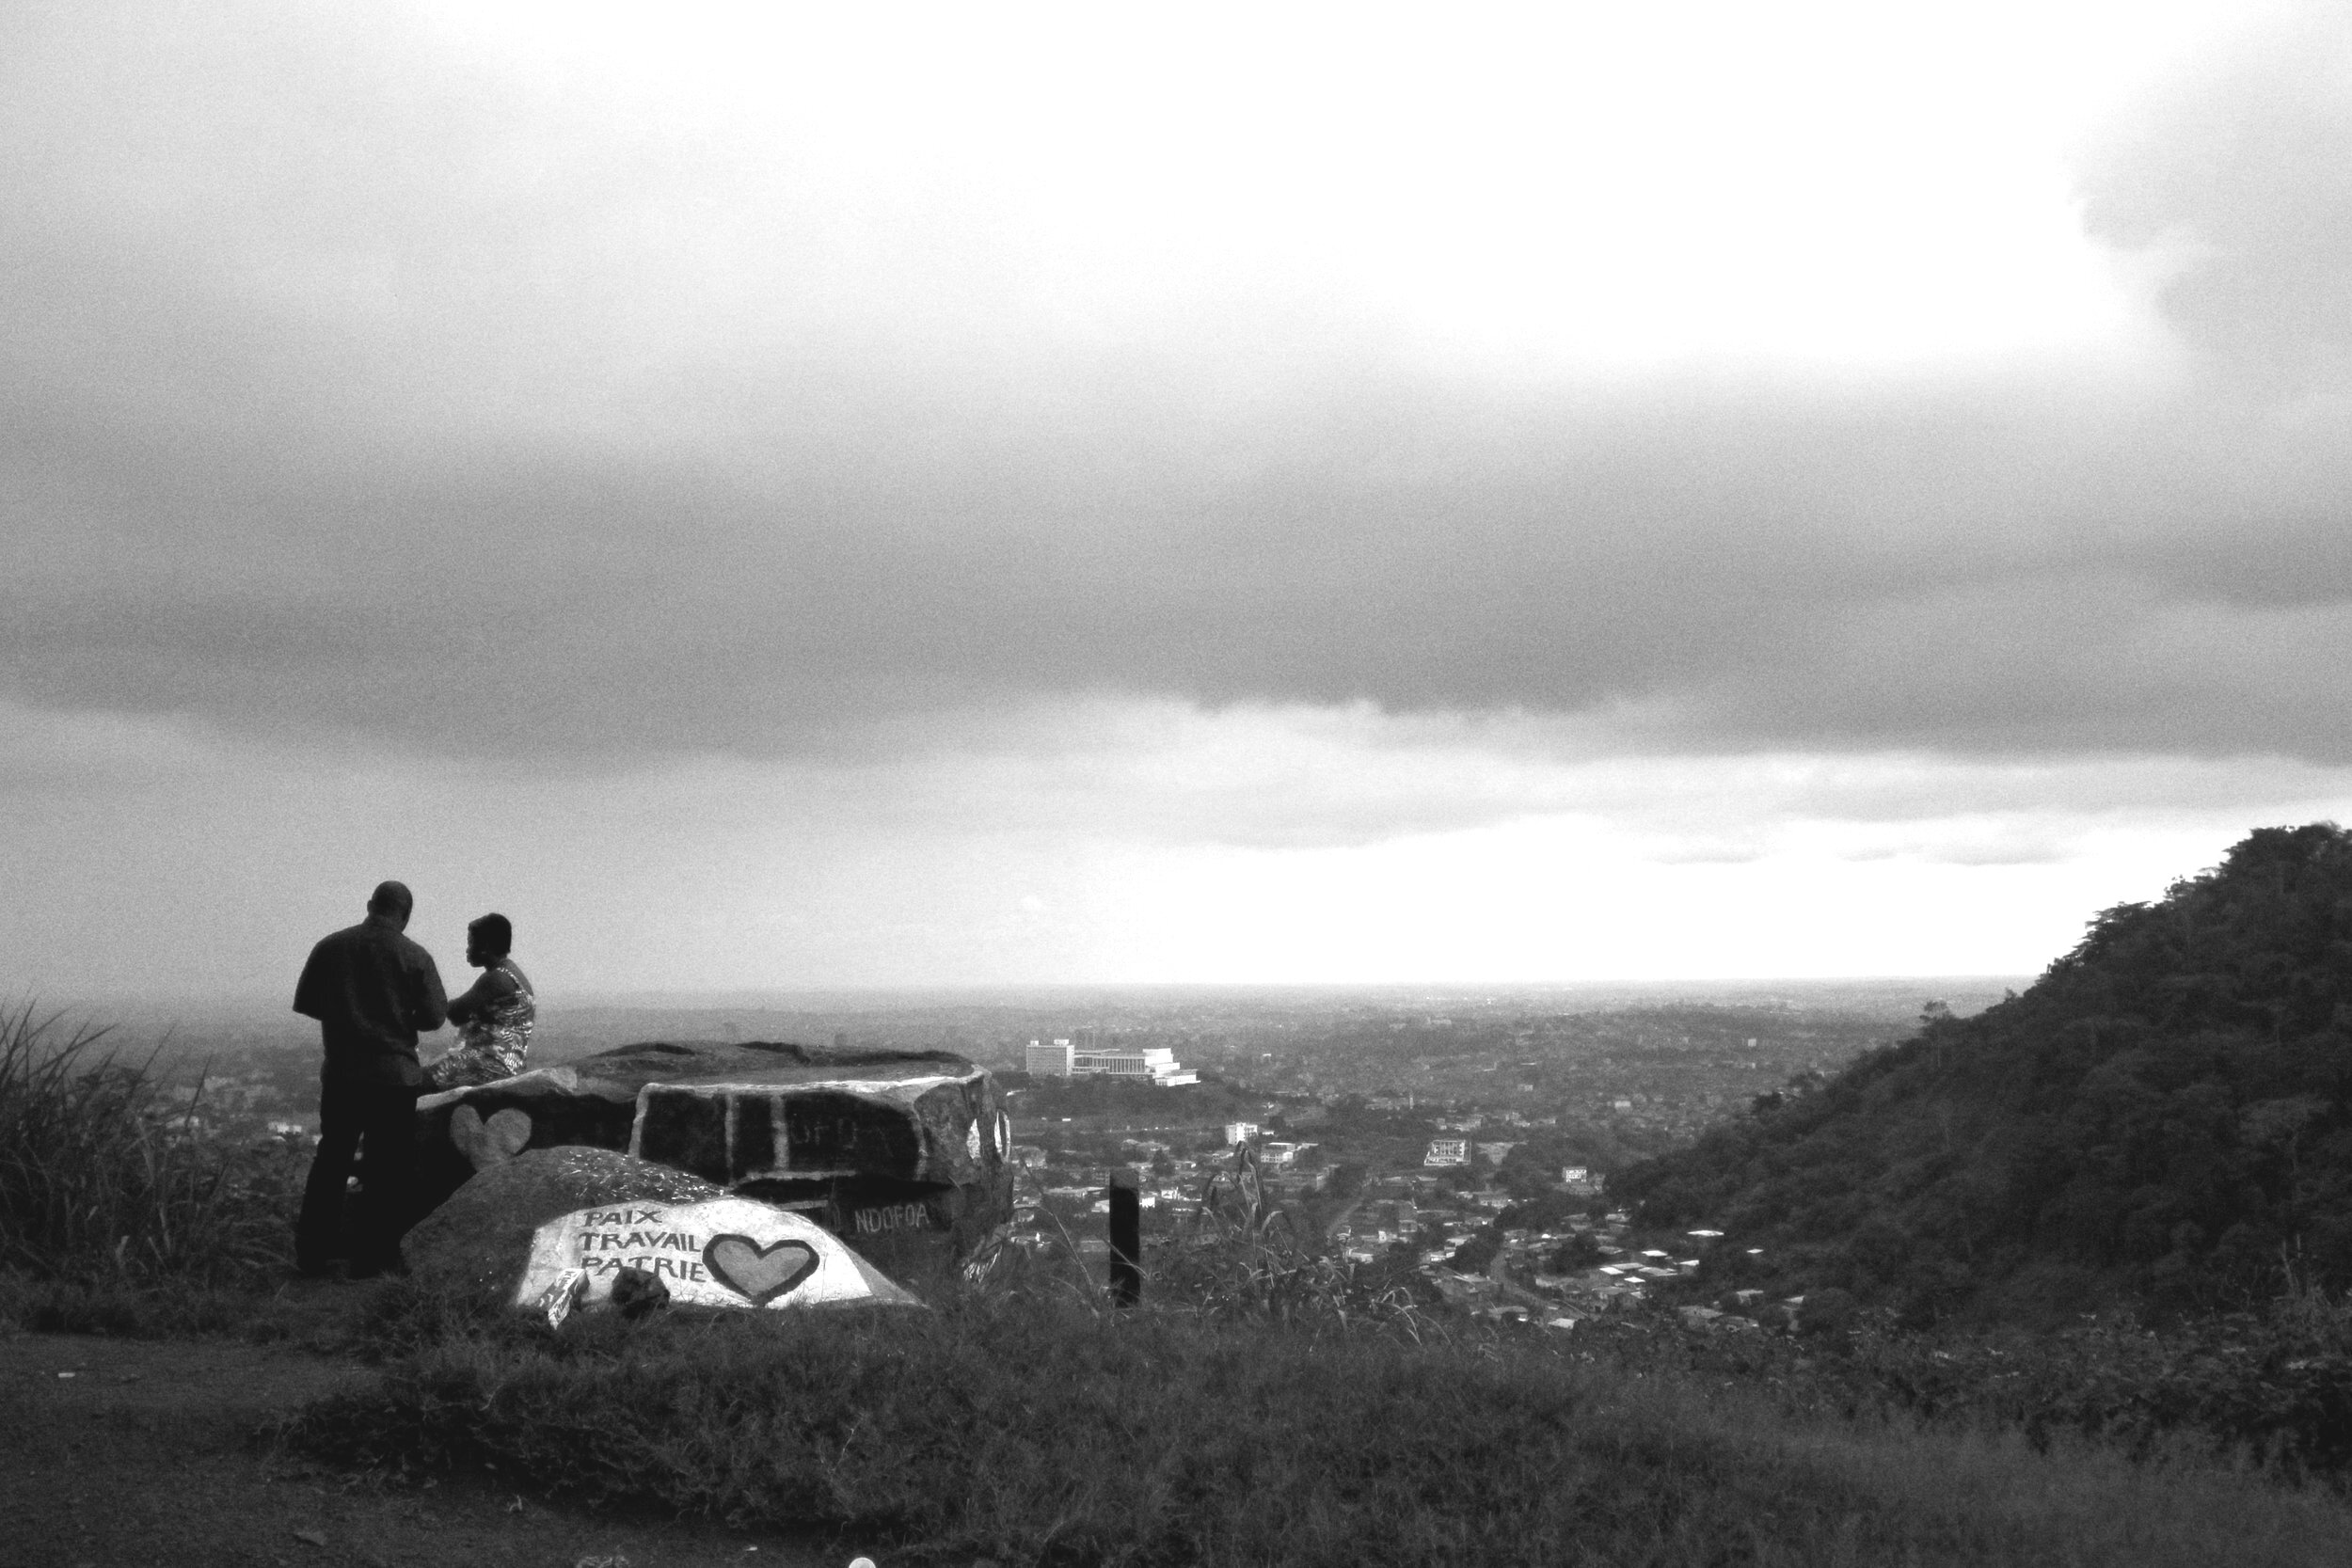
[469,912,514,956]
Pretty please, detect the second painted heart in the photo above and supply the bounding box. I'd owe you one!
[450,1104,532,1169]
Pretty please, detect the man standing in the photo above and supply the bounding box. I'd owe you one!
[292,880,448,1276]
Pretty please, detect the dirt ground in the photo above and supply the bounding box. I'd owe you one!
[0,1323,855,1568]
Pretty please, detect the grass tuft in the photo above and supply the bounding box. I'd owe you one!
[0,998,304,1287]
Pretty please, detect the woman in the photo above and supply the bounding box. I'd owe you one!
[425,912,535,1090]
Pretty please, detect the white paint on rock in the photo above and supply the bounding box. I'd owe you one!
[514,1196,921,1313]
[623,1075,975,1168]
[418,1065,582,1112]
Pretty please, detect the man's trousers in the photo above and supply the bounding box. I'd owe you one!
[295,1076,421,1275]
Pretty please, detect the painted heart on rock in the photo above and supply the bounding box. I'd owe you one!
[449,1104,533,1170]
[703,1235,820,1305]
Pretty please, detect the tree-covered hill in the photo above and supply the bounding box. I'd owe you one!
[1611,824,2352,1323]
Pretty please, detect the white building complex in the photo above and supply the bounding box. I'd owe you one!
[1025,1037,1199,1085]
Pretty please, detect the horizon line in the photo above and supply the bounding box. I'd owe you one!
[32,974,2039,1015]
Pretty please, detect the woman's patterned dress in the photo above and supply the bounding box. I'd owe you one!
[425,961,535,1089]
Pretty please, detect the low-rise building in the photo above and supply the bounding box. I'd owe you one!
[1073,1045,1199,1085]
[1028,1037,1199,1085]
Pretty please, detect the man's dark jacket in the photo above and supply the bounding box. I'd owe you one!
[294,915,449,1086]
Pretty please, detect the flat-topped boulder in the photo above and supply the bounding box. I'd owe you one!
[412,1039,1012,1282]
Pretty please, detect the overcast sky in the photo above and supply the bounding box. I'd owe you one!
[8,0,2352,1000]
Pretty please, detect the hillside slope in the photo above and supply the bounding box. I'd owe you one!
[1612,824,2352,1322]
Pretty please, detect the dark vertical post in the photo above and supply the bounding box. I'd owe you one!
[1107,1167,1141,1307]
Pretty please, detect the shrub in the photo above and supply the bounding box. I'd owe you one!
[1150,1229,1440,1340]
[1141,1198,1443,1341]
[0,1000,305,1286]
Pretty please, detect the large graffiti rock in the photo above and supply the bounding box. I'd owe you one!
[517,1195,919,1321]
[414,1039,1012,1281]
[404,1145,724,1305]
[403,1147,917,1316]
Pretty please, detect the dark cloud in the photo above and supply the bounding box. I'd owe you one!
[13,360,2351,763]
[8,4,2352,765]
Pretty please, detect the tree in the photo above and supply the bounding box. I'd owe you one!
[1605,824,2352,1314]
[1549,1232,1602,1271]
[1448,1227,1501,1274]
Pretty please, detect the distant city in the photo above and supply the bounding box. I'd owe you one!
[114,976,2021,1322]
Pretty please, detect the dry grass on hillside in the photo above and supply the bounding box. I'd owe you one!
[288,1271,2352,1568]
